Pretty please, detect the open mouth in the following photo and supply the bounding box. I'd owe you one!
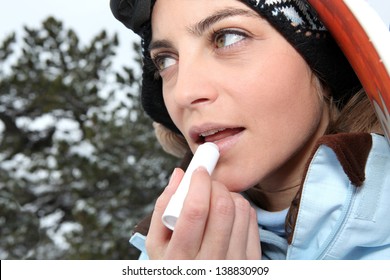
[196,127,245,144]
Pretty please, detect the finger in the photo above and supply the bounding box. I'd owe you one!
[198,181,235,259]
[146,168,184,259]
[226,194,252,259]
[165,167,212,259]
[246,207,261,259]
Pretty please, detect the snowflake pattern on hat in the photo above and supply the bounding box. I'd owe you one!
[250,0,326,31]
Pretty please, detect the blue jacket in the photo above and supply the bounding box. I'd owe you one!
[130,133,390,259]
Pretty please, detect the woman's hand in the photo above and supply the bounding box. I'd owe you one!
[145,167,261,259]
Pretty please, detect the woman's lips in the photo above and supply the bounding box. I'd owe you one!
[189,126,245,154]
[188,125,245,156]
[200,127,245,143]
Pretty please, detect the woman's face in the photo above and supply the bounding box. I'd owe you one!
[150,0,329,192]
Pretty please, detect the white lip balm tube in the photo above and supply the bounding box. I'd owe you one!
[162,142,220,230]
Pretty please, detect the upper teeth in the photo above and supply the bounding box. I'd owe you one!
[200,128,225,137]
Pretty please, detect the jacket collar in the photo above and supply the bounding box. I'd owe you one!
[286,132,373,244]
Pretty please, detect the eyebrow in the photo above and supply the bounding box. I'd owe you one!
[188,8,259,36]
[149,7,259,51]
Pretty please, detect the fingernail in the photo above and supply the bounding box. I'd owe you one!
[168,168,179,185]
[194,166,207,173]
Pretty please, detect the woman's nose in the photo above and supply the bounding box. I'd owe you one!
[172,55,218,108]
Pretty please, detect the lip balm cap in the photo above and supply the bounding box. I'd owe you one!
[162,142,219,230]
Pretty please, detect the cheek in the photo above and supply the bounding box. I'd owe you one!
[246,57,322,150]
[212,59,324,192]
[244,51,320,126]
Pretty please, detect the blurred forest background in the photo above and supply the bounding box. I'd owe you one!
[0,17,178,259]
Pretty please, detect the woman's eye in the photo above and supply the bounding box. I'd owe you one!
[214,31,246,49]
[154,55,177,72]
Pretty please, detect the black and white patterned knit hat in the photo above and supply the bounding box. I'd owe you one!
[110,0,361,134]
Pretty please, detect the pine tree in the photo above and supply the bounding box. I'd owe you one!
[0,16,178,259]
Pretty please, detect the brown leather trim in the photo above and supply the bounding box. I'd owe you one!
[132,213,153,236]
[316,133,372,187]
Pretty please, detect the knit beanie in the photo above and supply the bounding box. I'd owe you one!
[110,0,361,134]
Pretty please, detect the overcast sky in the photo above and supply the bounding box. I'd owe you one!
[0,0,140,71]
[0,0,389,70]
